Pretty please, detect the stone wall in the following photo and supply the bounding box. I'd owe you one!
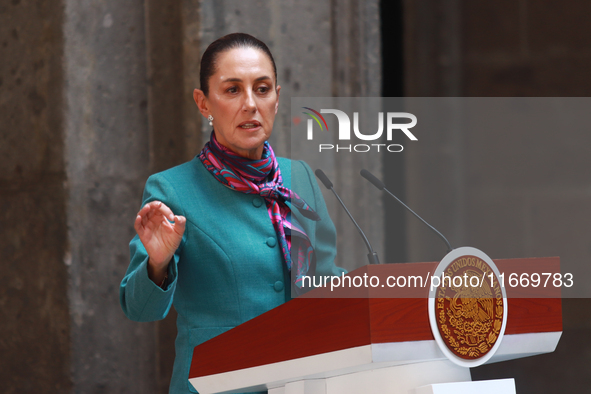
[1,0,381,392]
[0,0,71,392]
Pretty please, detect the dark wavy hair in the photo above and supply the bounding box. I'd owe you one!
[199,33,278,97]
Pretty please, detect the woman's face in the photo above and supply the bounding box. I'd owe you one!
[194,47,280,160]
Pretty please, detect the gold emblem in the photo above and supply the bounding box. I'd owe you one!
[435,256,504,360]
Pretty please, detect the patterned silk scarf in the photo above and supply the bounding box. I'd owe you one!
[199,132,319,292]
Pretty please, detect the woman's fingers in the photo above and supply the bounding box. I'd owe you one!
[134,214,143,234]
[156,202,175,221]
[144,201,162,222]
[139,202,153,214]
[173,215,186,235]
[137,201,172,226]
[158,215,186,235]
[135,201,185,239]
[139,202,157,227]
[142,201,174,220]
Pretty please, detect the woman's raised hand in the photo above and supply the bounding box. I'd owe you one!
[134,201,186,284]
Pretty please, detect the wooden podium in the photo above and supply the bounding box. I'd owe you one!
[188,257,562,394]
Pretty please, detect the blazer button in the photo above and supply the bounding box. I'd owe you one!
[266,237,277,247]
[274,281,284,292]
[252,197,263,208]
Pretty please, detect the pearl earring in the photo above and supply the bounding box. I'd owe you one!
[208,115,214,126]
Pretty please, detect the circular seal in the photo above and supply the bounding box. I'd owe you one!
[428,247,508,367]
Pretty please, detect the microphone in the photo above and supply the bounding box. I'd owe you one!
[315,169,380,265]
[360,169,453,253]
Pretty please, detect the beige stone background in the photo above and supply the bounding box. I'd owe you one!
[1,0,589,393]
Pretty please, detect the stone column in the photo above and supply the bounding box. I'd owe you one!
[63,0,155,392]
[328,0,384,270]
[0,1,71,392]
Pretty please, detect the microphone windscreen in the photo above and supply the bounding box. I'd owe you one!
[360,169,385,190]
[314,169,333,189]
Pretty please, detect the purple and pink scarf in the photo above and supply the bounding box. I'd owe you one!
[199,132,318,292]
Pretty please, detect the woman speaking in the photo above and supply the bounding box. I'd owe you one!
[120,33,345,393]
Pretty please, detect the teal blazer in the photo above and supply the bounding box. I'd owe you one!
[120,156,344,394]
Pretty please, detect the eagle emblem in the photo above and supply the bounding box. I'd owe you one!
[435,258,504,359]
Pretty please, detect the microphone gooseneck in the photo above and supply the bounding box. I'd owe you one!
[360,169,453,253]
[359,169,385,190]
[314,169,333,189]
[315,169,380,265]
